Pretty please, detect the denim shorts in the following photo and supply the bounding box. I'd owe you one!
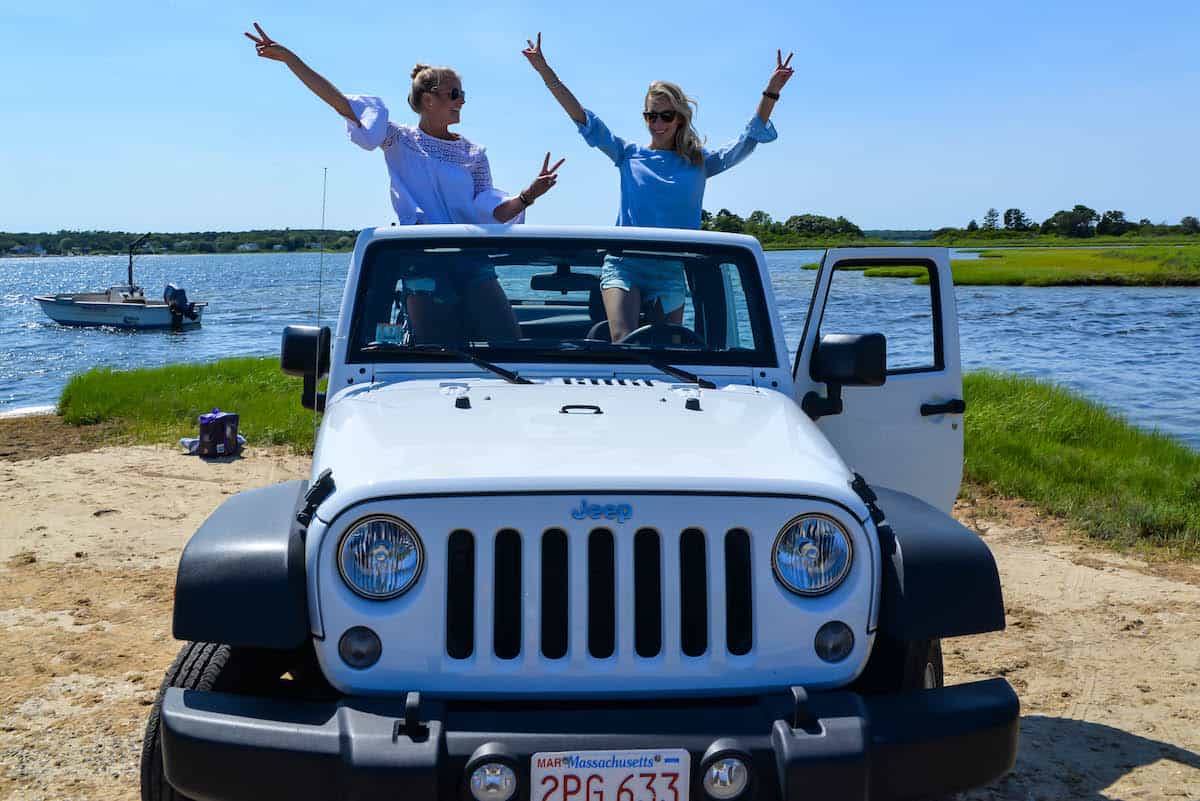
[402,257,498,306]
[599,255,688,313]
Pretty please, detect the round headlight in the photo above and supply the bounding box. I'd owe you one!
[772,514,852,596]
[337,516,423,599]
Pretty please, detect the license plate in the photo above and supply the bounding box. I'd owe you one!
[531,748,690,801]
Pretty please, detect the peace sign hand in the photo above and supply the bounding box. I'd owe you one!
[522,32,552,77]
[526,152,565,200]
[243,22,294,63]
[767,49,795,94]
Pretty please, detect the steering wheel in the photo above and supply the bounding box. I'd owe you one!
[618,323,705,348]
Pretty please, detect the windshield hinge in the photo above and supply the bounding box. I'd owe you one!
[849,472,886,525]
[296,468,335,527]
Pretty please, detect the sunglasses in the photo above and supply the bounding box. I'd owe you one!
[430,87,466,101]
[642,110,678,123]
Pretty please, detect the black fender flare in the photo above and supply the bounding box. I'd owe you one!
[873,486,1005,640]
[172,480,310,649]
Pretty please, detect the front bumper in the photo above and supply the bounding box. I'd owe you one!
[161,679,1018,801]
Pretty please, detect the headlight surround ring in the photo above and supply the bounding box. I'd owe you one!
[771,513,854,596]
[336,515,424,600]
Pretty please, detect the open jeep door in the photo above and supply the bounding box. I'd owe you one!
[793,247,965,512]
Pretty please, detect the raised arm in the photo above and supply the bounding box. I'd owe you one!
[755,49,795,124]
[244,22,359,126]
[521,33,586,126]
[491,152,566,223]
[703,50,792,178]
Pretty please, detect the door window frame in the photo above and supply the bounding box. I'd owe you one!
[794,256,946,379]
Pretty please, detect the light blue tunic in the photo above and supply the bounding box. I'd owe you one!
[576,109,778,230]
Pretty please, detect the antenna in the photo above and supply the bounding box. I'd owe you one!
[313,168,328,442]
[316,167,327,329]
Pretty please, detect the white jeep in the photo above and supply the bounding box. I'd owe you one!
[143,226,1017,801]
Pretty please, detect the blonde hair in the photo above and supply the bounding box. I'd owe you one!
[408,63,460,113]
[645,81,704,166]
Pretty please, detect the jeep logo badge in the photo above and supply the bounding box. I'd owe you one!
[571,498,633,524]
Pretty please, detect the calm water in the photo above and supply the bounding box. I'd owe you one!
[1,250,1196,449]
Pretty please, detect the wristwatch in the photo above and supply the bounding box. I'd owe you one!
[762,90,780,100]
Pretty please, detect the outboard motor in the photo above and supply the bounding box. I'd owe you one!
[163,284,199,329]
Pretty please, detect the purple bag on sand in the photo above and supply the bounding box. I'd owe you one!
[198,408,240,457]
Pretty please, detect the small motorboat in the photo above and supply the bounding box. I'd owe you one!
[33,233,207,330]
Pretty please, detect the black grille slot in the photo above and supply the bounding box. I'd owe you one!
[541,529,569,659]
[680,528,708,657]
[587,529,616,659]
[445,530,475,659]
[634,529,662,657]
[493,530,522,659]
[724,529,753,655]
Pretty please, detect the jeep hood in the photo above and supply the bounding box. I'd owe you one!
[312,380,863,521]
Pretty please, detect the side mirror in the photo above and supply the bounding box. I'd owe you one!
[811,333,887,387]
[281,325,331,411]
[802,333,887,420]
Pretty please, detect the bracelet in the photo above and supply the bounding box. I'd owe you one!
[762,90,781,100]
[518,190,535,207]
[544,79,563,90]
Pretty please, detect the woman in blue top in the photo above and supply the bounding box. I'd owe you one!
[523,34,793,341]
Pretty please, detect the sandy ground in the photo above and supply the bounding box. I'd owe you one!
[1,436,1197,800]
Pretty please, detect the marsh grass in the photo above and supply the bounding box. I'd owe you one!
[964,371,1200,557]
[59,356,318,451]
[763,235,1200,251]
[802,245,1200,286]
[865,246,1200,286]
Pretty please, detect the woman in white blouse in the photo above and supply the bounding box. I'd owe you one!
[245,23,564,342]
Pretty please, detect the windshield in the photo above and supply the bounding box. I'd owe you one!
[348,237,776,367]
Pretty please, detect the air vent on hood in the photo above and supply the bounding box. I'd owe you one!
[553,377,656,387]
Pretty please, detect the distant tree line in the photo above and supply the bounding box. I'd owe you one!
[1,229,360,256]
[5,207,1197,257]
[701,209,865,242]
[953,206,1199,239]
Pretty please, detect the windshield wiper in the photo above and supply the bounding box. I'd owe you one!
[642,359,716,389]
[361,342,533,385]
[556,341,717,389]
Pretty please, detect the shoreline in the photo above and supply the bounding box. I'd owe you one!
[0,404,56,420]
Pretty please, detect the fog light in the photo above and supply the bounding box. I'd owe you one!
[702,756,749,799]
[338,626,381,669]
[469,762,516,801]
[814,621,854,663]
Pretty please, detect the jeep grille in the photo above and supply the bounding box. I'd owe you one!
[443,528,754,660]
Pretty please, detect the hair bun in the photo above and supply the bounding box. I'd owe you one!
[411,63,431,79]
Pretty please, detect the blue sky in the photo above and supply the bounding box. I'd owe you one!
[3,0,1197,232]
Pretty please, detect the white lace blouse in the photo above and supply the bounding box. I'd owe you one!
[346,95,523,225]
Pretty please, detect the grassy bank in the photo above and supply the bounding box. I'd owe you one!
[856,245,1200,286]
[59,357,318,451]
[762,234,1199,251]
[963,371,1199,557]
[57,359,1199,557]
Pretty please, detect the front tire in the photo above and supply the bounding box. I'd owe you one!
[140,642,329,801]
[853,636,944,694]
[140,642,233,801]
[904,638,944,690]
